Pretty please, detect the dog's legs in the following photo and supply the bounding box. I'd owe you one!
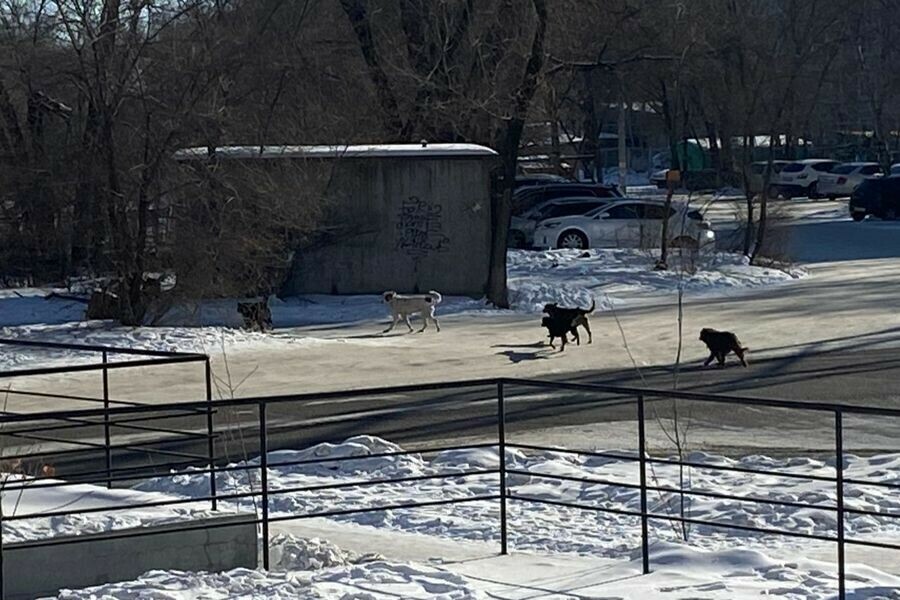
[424,306,440,332]
[583,320,592,344]
[703,352,715,367]
[572,328,580,346]
[735,347,749,367]
[404,314,414,333]
[548,336,555,349]
[716,353,726,368]
[383,314,399,334]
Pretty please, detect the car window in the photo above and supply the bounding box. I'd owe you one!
[639,204,673,219]
[604,204,641,219]
[832,165,856,175]
[543,202,604,218]
[781,163,804,173]
[860,165,882,175]
[773,163,787,173]
[811,162,838,172]
[512,189,545,213]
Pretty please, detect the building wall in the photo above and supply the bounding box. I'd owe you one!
[2,514,257,599]
[283,156,494,296]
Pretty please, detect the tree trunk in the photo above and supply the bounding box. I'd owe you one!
[485,0,547,307]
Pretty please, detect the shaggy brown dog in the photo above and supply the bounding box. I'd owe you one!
[542,299,595,344]
[542,316,578,351]
[699,328,749,367]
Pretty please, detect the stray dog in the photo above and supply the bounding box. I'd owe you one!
[541,316,576,351]
[382,290,442,333]
[237,299,273,332]
[699,328,749,367]
[543,299,595,344]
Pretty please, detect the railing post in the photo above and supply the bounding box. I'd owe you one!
[102,350,112,489]
[835,409,845,600]
[205,359,217,511]
[637,394,650,575]
[498,381,508,556]
[259,401,270,570]
[1,507,5,600]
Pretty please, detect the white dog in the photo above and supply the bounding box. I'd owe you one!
[382,290,443,333]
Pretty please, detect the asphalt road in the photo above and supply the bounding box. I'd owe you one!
[18,346,900,480]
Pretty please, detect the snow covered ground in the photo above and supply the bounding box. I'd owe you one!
[15,435,899,598]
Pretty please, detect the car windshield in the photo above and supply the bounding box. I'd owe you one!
[781,163,805,173]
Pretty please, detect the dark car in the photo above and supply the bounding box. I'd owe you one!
[514,174,572,188]
[850,176,900,221]
[512,183,622,215]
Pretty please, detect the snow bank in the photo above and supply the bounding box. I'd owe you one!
[35,435,900,599]
[133,436,899,559]
[0,475,216,543]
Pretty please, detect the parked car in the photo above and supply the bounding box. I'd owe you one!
[773,159,840,198]
[514,174,572,189]
[512,183,622,216]
[849,176,900,221]
[509,197,614,248]
[817,162,883,199]
[746,160,790,196]
[534,199,715,250]
[891,164,900,176]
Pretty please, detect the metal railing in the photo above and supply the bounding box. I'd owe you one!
[0,375,898,599]
[0,339,216,503]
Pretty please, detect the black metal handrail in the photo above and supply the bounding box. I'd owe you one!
[0,376,897,600]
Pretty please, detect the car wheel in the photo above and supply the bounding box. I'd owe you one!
[508,229,527,249]
[807,182,818,199]
[851,212,866,222]
[557,230,588,250]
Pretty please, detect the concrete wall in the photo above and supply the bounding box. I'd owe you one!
[283,157,494,296]
[2,514,257,599]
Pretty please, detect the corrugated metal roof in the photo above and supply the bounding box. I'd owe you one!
[174,143,498,161]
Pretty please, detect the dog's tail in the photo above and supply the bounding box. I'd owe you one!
[429,290,443,304]
[583,298,596,314]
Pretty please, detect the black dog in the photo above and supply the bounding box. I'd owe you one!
[699,328,748,367]
[541,316,578,351]
[543,299,595,344]
[238,300,273,332]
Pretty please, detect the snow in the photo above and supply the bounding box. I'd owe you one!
[26,435,900,599]
[173,143,498,161]
[130,436,900,559]
[0,475,217,543]
[602,166,652,187]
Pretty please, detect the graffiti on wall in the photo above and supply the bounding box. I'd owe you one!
[395,196,450,259]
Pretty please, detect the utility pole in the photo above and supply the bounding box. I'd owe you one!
[618,75,628,195]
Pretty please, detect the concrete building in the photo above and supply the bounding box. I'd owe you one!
[175,143,498,298]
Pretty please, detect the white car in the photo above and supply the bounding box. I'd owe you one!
[509,197,614,248]
[817,162,883,198]
[534,199,715,251]
[773,159,840,199]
